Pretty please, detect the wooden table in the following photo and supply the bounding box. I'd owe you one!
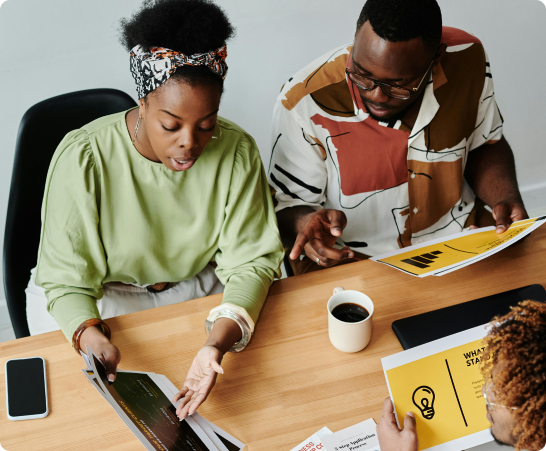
[1,227,545,450]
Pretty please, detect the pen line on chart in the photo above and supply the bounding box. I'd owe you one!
[445,359,468,427]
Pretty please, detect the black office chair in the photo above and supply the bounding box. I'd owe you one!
[3,89,137,338]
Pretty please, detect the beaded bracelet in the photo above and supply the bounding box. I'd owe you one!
[72,318,111,354]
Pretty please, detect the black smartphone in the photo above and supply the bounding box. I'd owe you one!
[5,357,49,421]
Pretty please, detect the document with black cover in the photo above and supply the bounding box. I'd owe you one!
[85,347,245,451]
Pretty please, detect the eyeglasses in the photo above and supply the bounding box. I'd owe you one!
[482,376,517,411]
[346,58,435,101]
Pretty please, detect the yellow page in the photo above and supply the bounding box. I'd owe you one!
[379,218,537,276]
[386,339,489,450]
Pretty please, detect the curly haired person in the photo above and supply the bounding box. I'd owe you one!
[378,300,546,451]
[26,0,283,420]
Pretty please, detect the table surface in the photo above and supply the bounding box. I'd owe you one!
[1,226,545,451]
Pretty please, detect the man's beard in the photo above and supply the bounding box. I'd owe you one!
[360,96,414,124]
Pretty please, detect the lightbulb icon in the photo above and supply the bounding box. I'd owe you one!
[412,386,435,420]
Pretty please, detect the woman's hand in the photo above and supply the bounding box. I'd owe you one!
[172,317,242,420]
[173,345,224,419]
[80,325,121,382]
[377,398,418,451]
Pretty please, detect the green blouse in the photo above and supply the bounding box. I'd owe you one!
[35,109,284,342]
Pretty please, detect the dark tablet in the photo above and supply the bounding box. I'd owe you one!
[392,284,546,349]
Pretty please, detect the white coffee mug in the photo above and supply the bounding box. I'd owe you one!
[327,287,374,353]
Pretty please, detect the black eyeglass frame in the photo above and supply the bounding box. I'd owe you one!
[346,58,435,101]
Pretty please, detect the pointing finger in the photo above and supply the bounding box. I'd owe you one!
[290,230,312,260]
[327,210,348,236]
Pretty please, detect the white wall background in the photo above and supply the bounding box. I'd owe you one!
[0,0,545,312]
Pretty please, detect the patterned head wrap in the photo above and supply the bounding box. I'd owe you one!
[130,44,228,99]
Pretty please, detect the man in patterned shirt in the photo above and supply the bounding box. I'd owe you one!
[269,0,528,275]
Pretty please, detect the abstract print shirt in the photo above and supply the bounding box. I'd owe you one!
[268,27,503,257]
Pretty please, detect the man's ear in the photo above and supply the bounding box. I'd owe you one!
[434,42,448,66]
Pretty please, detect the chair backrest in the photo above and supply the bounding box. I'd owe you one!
[3,88,137,338]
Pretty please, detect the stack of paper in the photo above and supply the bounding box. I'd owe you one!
[289,427,332,451]
[321,419,379,451]
[83,348,245,451]
[371,217,545,277]
[290,420,379,451]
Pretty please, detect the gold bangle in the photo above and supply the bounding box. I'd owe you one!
[72,318,111,354]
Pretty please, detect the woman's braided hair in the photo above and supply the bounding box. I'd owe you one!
[481,300,546,450]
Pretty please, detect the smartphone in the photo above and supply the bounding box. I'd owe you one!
[5,357,49,421]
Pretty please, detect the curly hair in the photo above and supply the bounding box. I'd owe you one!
[119,0,235,92]
[481,300,546,451]
[356,0,442,54]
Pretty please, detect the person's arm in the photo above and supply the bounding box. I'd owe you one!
[269,100,353,266]
[174,135,284,419]
[172,317,240,419]
[465,137,528,233]
[377,398,419,451]
[464,48,528,233]
[35,130,119,379]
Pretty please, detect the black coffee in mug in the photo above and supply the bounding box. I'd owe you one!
[331,303,369,323]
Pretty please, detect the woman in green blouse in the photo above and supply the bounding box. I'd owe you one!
[31,0,283,420]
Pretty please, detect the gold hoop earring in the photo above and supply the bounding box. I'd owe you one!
[133,115,142,143]
[211,125,222,140]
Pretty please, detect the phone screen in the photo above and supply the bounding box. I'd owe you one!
[6,357,48,418]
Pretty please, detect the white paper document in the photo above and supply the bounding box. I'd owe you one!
[321,419,379,451]
[289,427,333,451]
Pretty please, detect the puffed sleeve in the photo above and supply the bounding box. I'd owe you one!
[35,129,107,343]
[214,134,284,328]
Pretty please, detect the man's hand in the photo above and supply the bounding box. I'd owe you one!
[491,198,528,233]
[173,346,224,420]
[469,198,528,233]
[80,325,121,382]
[290,209,353,267]
[377,398,418,451]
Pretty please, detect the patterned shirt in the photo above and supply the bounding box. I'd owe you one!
[268,27,503,257]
